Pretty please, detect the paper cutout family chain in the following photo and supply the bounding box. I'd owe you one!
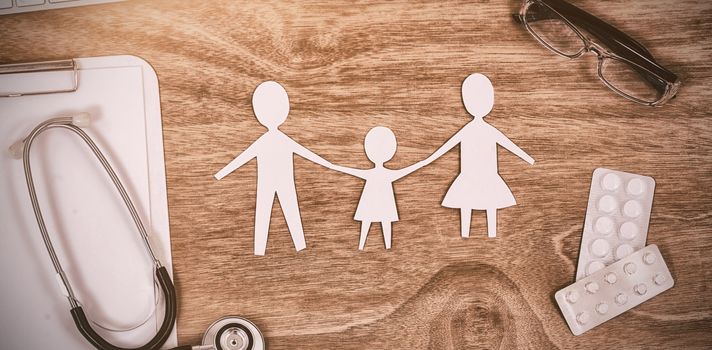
[215,73,535,255]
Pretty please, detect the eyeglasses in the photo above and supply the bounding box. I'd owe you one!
[514,0,681,106]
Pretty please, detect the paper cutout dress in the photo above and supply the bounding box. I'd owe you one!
[441,120,518,209]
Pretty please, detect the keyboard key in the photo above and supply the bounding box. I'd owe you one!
[2,0,121,14]
[17,0,46,6]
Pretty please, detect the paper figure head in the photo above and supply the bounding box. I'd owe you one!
[364,126,397,165]
[462,73,494,119]
[253,81,290,130]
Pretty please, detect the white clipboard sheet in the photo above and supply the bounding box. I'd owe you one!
[0,55,176,348]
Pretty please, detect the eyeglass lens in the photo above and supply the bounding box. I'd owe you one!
[600,58,664,104]
[524,2,585,57]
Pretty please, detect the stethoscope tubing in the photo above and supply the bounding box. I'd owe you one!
[19,116,177,350]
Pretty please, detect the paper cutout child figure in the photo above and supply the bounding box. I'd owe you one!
[329,127,426,250]
[421,73,534,238]
[214,81,335,255]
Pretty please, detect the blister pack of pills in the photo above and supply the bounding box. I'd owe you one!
[556,244,674,335]
[575,168,656,280]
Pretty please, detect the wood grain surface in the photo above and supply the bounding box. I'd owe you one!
[2,0,711,348]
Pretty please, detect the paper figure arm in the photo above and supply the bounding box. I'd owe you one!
[494,128,535,165]
[328,164,368,179]
[290,138,335,169]
[421,128,464,166]
[392,159,429,180]
[214,137,262,180]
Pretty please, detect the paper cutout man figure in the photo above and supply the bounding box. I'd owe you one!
[214,81,334,255]
[329,127,426,250]
[422,73,534,238]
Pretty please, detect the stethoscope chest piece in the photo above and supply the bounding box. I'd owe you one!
[202,316,265,350]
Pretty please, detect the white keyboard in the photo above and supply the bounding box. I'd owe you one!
[0,0,122,15]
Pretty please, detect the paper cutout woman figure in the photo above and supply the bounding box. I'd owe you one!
[329,127,426,250]
[422,73,534,238]
[214,81,335,255]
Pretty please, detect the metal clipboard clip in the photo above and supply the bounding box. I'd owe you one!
[0,59,79,97]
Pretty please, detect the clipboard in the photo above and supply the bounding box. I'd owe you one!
[0,55,177,349]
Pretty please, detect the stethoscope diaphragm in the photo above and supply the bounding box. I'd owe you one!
[202,316,265,350]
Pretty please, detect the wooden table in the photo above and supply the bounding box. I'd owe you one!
[2,0,711,348]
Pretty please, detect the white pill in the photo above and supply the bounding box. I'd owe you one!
[654,273,667,285]
[596,302,609,315]
[623,200,642,218]
[590,239,610,258]
[585,281,599,294]
[624,262,637,275]
[626,178,645,195]
[615,244,634,260]
[576,312,590,325]
[634,283,648,295]
[615,292,628,305]
[566,290,580,304]
[604,272,617,284]
[643,252,657,265]
[601,173,622,191]
[595,216,614,235]
[619,222,639,240]
[587,261,606,275]
[597,195,618,213]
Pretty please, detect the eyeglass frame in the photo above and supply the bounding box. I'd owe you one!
[514,0,681,107]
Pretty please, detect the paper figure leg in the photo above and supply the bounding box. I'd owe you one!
[277,187,307,252]
[382,222,392,250]
[254,189,276,256]
[460,208,471,238]
[487,209,497,238]
[358,221,371,250]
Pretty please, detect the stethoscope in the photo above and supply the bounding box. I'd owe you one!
[11,113,265,350]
